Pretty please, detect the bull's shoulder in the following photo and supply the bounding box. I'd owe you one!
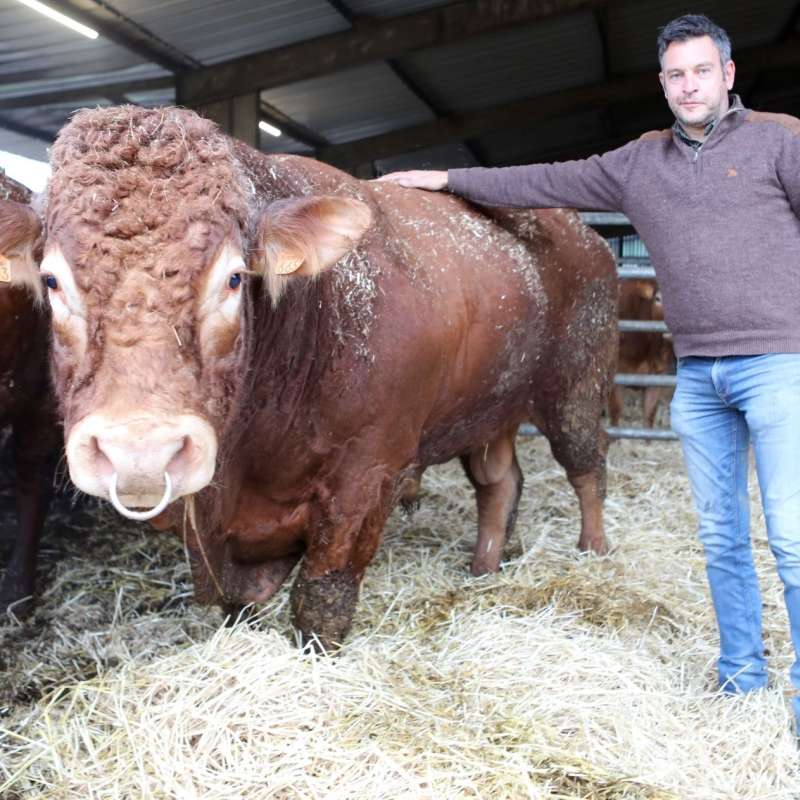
[241,149,365,201]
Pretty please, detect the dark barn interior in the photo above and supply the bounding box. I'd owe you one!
[1,0,798,175]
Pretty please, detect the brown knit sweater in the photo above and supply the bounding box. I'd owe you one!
[448,96,800,357]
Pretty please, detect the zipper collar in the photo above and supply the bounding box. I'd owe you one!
[672,94,746,155]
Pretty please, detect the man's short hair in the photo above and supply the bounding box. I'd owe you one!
[657,14,732,67]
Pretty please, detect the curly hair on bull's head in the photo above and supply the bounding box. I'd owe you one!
[46,105,255,301]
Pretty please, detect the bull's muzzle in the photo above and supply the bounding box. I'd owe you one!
[66,413,218,513]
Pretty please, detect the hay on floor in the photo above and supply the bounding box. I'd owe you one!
[1,438,798,799]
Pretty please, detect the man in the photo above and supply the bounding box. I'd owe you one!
[379,14,800,730]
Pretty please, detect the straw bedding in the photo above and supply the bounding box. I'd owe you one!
[1,431,798,799]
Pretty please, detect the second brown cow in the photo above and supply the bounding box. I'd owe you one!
[1,107,617,648]
[0,171,58,614]
[610,279,675,428]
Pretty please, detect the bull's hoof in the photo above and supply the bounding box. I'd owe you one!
[577,535,610,555]
[290,570,359,653]
[470,554,502,577]
[399,496,420,515]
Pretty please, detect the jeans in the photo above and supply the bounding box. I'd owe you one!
[670,354,800,725]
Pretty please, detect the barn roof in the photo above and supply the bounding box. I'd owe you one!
[1,0,798,175]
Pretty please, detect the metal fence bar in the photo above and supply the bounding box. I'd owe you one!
[615,373,676,387]
[519,423,678,441]
[616,255,653,265]
[618,320,669,333]
[579,212,631,227]
[605,426,678,441]
[617,265,657,280]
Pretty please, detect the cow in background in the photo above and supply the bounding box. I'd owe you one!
[1,107,617,649]
[0,171,58,615]
[610,279,675,428]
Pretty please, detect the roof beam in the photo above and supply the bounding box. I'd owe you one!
[0,6,324,150]
[177,0,611,106]
[45,0,201,71]
[319,72,657,167]
[318,33,800,169]
[0,114,56,144]
[324,0,482,167]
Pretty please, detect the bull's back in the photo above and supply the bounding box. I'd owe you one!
[363,185,616,462]
[243,155,615,468]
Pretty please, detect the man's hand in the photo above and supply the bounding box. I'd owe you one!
[375,170,448,191]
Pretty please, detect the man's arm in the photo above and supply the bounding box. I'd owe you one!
[777,121,800,220]
[378,144,635,213]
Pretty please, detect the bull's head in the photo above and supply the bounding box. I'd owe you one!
[0,199,44,304]
[0,107,371,520]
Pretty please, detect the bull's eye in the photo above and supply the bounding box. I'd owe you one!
[228,273,242,290]
[45,275,58,290]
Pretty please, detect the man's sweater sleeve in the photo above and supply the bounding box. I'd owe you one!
[447,142,635,212]
[777,121,800,220]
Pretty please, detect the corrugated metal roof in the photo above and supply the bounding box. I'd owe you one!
[0,0,797,167]
[3,102,96,141]
[111,0,349,66]
[262,62,435,145]
[607,0,795,74]
[0,63,168,105]
[0,0,150,87]
[0,130,47,162]
[400,11,605,113]
[124,87,176,107]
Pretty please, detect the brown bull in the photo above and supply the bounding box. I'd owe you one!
[610,279,675,428]
[0,107,617,648]
[0,171,58,613]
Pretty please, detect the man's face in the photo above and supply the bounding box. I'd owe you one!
[659,35,735,137]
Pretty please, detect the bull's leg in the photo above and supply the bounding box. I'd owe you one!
[460,429,524,575]
[609,385,624,427]
[568,469,608,555]
[538,390,610,556]
[290,478,394,652]
[642,386,669,429]
[0,419,54,615]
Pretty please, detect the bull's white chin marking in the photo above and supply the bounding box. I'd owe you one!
[109,472,173,521]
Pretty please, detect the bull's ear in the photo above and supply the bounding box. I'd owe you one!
[0,200,43,303]
[251,196,372,303]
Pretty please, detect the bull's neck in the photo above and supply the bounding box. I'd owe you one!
[242,277,330,441]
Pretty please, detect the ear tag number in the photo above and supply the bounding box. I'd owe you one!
[0,255,10,283]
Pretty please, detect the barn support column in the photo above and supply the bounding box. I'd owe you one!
[194,93,259,147]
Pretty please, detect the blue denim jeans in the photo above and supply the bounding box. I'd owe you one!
[670,354,800,725]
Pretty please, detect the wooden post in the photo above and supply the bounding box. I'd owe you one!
[195,93,259,147]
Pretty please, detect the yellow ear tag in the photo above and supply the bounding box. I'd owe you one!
[0,255,10,283]
[275,255,305,276]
